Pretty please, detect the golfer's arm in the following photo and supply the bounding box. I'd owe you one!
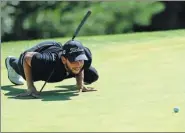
[76,70,84,90]
[23,52,37,89]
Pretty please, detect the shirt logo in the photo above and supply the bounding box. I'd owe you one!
[51,53,56,61]
[62,50,66,55]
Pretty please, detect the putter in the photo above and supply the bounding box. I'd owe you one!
[39,10,92,93]
[72,10,91,40]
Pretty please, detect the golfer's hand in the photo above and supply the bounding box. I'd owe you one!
[78,86,96,92]
[28,86,40,95]
[16,87,40,98]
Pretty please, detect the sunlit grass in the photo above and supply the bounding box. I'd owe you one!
[1,29,185,132]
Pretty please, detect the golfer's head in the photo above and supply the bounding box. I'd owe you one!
[61,40,88,74]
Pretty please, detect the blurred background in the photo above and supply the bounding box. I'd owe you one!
[1,1,185,42]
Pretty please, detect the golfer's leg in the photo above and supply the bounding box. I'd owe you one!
[84,66,99,84]
[9,57,22,75]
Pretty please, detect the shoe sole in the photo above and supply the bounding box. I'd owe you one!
[5,57,22,85]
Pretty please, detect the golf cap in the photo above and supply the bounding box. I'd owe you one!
[62,40,88,62]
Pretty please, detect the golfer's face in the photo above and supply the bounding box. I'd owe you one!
[66,60,84,74]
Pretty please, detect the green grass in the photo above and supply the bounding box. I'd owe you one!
[1,29,185,132]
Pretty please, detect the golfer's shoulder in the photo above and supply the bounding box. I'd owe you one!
[38,40,62,53]
[82,47,91,69]
[84,47,92,58]
[37,40,62,51]
[39,40,62,45]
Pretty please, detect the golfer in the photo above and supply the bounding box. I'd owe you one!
[5,40,99,98]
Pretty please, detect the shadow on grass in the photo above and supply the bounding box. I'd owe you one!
[1,85,79,101]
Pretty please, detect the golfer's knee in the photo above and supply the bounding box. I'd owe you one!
[84,71,99,84]
[93,72,99,82]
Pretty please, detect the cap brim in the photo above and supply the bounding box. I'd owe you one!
[68,54,88,62]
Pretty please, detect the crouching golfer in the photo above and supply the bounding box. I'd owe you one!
[5,40,99,98]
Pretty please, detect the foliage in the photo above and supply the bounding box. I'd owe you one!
[1,1,165,41]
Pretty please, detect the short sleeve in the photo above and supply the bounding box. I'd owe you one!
[31,53,55,70]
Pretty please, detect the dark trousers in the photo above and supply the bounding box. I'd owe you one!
[10,57,99,84]
[10,57,25,78]
[84,66,99,84]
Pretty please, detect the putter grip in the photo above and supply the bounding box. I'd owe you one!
[72,10,91,40]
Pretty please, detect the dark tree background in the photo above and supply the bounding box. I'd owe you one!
[1,1,185,42]
[134,1,185,31]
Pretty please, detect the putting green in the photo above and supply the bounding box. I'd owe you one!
[1,30,185,132]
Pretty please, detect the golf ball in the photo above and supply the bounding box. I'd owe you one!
[173,107,179,113]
